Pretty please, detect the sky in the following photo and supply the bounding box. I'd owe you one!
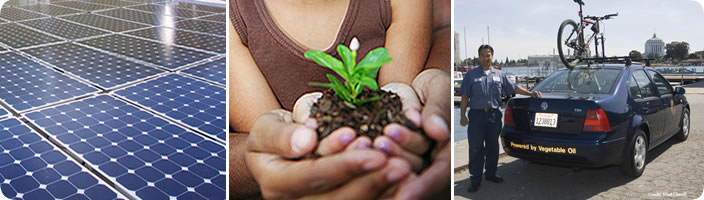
[454,0,704,61]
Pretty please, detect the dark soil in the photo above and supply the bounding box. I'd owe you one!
[307,88,422,157]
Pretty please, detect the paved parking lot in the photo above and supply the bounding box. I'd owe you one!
[454,87,704,199]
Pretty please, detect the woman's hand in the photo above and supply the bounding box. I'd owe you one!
[246,109,410,199]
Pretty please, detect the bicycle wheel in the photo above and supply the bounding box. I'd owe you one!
[557,19,581,69]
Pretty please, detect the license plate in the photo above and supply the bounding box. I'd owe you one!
[534,113,558,128]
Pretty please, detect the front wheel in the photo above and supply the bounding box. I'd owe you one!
[557,19,581,69]
[675,108,690,141]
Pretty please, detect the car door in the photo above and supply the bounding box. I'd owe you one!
[647,70,680,135]
[631,69,665,140]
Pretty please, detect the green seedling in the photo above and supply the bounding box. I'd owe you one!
[304,38,393,106]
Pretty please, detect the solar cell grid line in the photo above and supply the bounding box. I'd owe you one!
[0,52,99,112]
[0,7,48,22]
[24,95,226,200]
[0,118,128,200]
[0,23,62,49]
[19,18,111,41]
[22,43,165,90]
[181,57,225,86]
[94,7,186,26]
[15,4,84,17]
[61,13,148,33]
[114,73,226,143]
[79,34,217,70]
[125,26,225,54]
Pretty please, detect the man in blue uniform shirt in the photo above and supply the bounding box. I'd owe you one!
[460,45,541,192]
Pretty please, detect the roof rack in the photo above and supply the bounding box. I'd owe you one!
[582,56,653,67]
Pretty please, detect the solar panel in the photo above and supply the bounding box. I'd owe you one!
[15,4,83,16]
[170,19,225,36]
[126,4,212,18]
[20,18,110,40]
[24,95,226,199]
[95,8,186,26]
[198,13,225,22]
[126,27,225,53]
[182,57,225,86]
[157,2,225,13]
[79,34,216,70]
[0,52,98,112]
[61,13,148,32]
[51,1,114,11]
[0,118,127,199]
[0,7,47,21]
[115,74,226,142]
[0,107,7,118]
[0,23,61,49]
[22,43,164,89]
[83,0,141,7]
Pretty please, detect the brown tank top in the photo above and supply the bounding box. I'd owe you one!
[230,0,392,111]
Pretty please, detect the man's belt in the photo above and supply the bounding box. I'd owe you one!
[472,108,499,112]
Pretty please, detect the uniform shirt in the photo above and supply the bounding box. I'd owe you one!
[459,67,517,109]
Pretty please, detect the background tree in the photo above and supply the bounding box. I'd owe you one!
[688,53,701,59]
[629,50,642,60]
[664,41,690,60]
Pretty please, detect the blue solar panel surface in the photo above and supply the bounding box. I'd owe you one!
[0,118,126,200]
[1,0,226,198]
[115,74,226,142]
[25,95,226,199]
[182,57,226,86]
[0,52,98,112]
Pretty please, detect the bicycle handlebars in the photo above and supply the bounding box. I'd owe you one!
[585,13,618,21]
[573,0,585,5]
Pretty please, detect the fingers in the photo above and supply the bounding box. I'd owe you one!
[412,69,451,142]
[373,136,424,172]
[305,157,412,200]
[382,83,422,126]
[293,92,324,123]
[316,127,357,156]
[394,142,450,200]
[346,136,372,151]
[248,109,318,158]
[246,149,389,199]
[383,123,430,155]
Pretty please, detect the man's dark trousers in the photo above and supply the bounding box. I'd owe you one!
[467,109,502,185]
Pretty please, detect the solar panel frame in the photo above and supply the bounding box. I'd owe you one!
[114,74,226,142]
[0,118,128,200]
[24,95,226,200]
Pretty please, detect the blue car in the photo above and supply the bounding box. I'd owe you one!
[501,64,690,177]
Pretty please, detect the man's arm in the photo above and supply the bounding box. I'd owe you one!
[515,86,542,98]
[230,133,261,199]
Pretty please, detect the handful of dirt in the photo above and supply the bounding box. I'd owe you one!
[307,88,423,157]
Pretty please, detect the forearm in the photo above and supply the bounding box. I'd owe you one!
[229,133,261,199]
[380,0,432,86]
[423,0,451,73]
[460,96,468,116]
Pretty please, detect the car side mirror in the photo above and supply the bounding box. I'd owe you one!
[675,87,686,95]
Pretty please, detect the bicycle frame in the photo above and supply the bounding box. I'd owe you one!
[571,3,600,55]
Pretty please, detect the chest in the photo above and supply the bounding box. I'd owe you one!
[470,73,503,93]
[264,0,350,50]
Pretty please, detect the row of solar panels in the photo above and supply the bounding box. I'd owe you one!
[0,0,227,199]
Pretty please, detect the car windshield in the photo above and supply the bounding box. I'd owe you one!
[532,68,621,94]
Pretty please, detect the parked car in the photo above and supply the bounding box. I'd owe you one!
[501,64,689,177]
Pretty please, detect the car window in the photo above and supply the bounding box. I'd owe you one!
[533,68,620,94]
[629,74,643,99]
[632,70,657,98]
[646,70,673,96]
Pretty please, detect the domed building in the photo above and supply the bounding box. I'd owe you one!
[644,33,664,58]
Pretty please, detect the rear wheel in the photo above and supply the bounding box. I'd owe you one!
[557,19,581,69]
[675,108,689,141]
[621,129,647,177]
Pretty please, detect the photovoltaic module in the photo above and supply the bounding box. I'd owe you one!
[0,0,226,199]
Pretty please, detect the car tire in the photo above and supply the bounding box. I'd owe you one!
[675,108,689,141]
[620,129,647,178]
